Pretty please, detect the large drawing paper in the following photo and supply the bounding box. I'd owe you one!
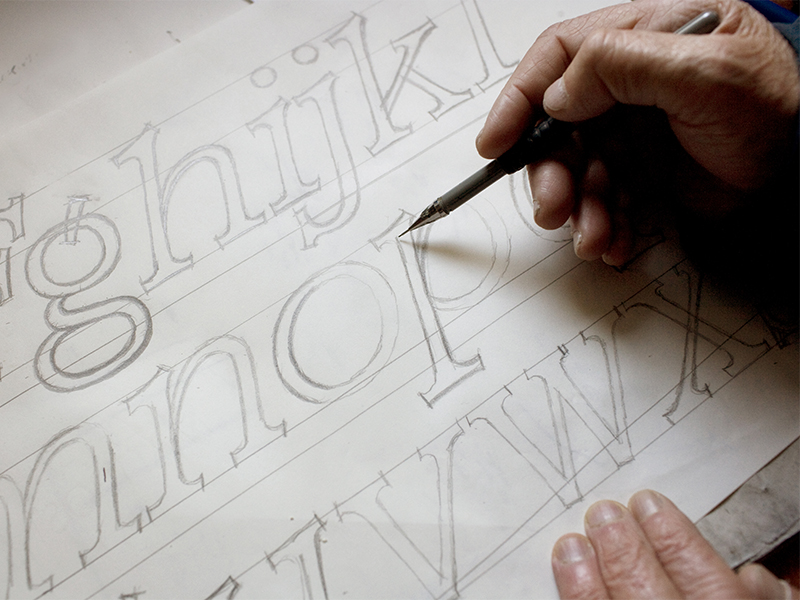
[0,0,245,134]
[0,1,797,599]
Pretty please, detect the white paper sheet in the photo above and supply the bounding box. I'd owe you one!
[0,2,797,598]
[0,0,245,134]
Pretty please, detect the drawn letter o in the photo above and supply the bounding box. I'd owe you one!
[273,262,398,403]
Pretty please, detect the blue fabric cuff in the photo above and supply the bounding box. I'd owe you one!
[773,18,800,57]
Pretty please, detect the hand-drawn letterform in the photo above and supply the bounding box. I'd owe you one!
[25,212,152,392]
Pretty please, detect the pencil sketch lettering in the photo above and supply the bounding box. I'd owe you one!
[124,335,285,522]
[1,2,796,599]
[246,98,321,217]
[389,18,474,122]
[0,195,24,243]
[415,202,510,311]
[112,124,265,291]
[205,575,240,600]
[0,476,25,600]
[25,213,153,392]
[24,424,130,592]
[291,73,360,247]
[373,215,484,406]
[266,515,328,600]
[559,333,633,467]
[468,381,582,507]
[118,586,147,600]
[460,0,518,90]
[169,335,285,472]
[325,13,416,154]
[273,262,399,403]
[0,248,11,306]
[0,194,24,304]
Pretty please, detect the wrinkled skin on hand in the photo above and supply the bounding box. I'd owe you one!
[477,0,799,267]
[552,490,800,600]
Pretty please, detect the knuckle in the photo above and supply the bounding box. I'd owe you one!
[644,513,696,560]
[700,33,798,112]
[581,28,615,60]
[597,533,653,589]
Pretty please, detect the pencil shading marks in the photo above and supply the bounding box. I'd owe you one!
[124,336,285,522]
[460,0,518,91]
[415,202,510,311]
[25,213,152,392]
[0,477,25,600]
[24,424,141,593]
[274,262,399,404]
[292,73,361,247]
[205,575,240,600]
[373,213,484,407]
[509,171,571,242]
[112,124,266,292]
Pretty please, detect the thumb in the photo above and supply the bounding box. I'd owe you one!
[737,563,799,600]
[542,28,720,123]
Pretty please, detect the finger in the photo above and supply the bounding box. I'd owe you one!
[551,533,608,600]
[628,489,751,599]
[527,160,575,230]
[542,29,728,122]
[476,2,647,158]
[602,209,633,267]
[570,159,612,261]
[738,563,799,600]
[476,0,735,159]
[584,499,681,598]
[540,3,799,184]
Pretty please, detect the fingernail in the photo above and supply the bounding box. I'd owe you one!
[543,77,568,112]
[630,490,665,521]
[475,127,484,146]
[740,564,792,600]
[572,228,582,253]
[585,500,625,528]
[532,198,540,220]
[553,535,593,564]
